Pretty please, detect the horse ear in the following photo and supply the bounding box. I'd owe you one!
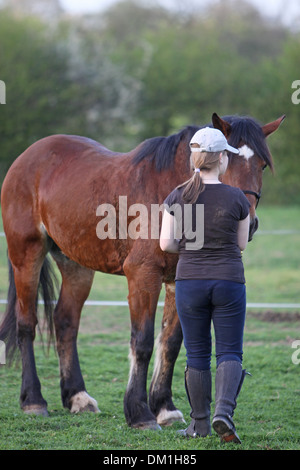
[262,115,286,137]
[212,113,232,138]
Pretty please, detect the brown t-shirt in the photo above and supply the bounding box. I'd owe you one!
[164,183,251,283]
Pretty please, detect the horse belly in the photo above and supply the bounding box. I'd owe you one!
[46,222,127,274]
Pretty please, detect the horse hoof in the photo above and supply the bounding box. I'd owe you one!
[156,408,185,426]
[23,405,49,417]
[132,420,162,431]
[70,391,100,413]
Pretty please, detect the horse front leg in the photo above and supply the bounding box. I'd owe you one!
[123,263,162,430]
[149,282,185,426]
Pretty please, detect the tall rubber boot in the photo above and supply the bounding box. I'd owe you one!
[212,360,248,444]
[179,367,212,438]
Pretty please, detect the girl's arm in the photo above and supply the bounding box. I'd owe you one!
[237,215,250,251]
[159,210,179,253]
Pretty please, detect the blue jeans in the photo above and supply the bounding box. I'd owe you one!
[175,279,246,370]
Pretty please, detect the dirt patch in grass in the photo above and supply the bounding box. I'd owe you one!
[247,311,300,322]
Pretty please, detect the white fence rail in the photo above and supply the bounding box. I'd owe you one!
[1,231,299,310]
[0,299,299,309]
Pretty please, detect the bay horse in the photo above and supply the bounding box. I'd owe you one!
[0,113,284,429]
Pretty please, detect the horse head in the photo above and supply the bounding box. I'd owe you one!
[212,113,285,240]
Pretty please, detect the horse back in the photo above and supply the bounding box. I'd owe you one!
[1,134,172,275]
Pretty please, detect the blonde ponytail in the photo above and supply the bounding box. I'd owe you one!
[181,170,204,204]
[177,145,221,204]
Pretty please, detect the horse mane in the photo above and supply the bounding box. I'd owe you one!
[133,126,199,171]
[133,115,273,172]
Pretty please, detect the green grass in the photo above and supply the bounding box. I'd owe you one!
[0,206,300,450]
[243,206,300,304]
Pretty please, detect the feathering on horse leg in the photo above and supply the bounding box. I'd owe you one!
[149,282,184,425]
[124,316,158,429]
[123,263,162,429]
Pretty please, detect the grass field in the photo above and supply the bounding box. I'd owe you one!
[0,206,300,451]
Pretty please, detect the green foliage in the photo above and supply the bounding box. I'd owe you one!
[0,12,80,177]
[0,0,299,203]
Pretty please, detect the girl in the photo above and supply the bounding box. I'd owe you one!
[160,127,250,444]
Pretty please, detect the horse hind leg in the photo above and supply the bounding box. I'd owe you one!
[123,260,163,430]
[149,282,185,426]
[50,248,99,413]
[7,239,52,416]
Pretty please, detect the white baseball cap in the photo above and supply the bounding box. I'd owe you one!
[190,127,239,154]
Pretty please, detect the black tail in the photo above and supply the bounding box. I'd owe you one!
[0,255,58,365]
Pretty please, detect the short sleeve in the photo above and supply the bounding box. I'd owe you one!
[164,188,181,215]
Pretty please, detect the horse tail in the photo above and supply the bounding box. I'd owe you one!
[0,255,58,365]
[0,259,17,364]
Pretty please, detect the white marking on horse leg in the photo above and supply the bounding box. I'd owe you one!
[152,281,176,386]
[151,332,185,426]
[151,282,175,388]
[70,391,100,413]
[238,145,254,160]
[151,332,163,389]
[156,408,185,426]
[127,347,138,389]
[165,282,176,293]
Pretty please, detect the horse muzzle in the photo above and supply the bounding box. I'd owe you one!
[249,215,259,241]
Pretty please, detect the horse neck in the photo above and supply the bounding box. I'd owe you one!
[172,141,192,185]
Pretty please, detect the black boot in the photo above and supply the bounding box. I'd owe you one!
[179,367,211,438]
[212,360,248,444]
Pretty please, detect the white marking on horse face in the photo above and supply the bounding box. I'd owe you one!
[238,145,254,160]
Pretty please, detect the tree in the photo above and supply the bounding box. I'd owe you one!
[0,12,79,177]
[1,0,300,204]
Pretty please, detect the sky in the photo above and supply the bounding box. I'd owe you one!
[60,0,300,25]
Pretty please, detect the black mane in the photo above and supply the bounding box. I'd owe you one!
[133,126,198,172]
[222,115,273,170]
[133,115,273,172]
